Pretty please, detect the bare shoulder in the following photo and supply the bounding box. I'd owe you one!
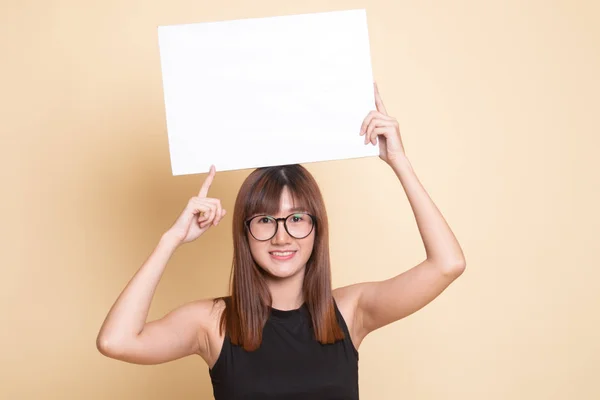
[189,297,226,328]
[332,283,366,350]
[196,297,227,368]
[171,297,226,367]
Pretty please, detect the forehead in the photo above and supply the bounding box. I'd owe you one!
[246,182,312,219]
[276,188,307,214]
[278,187,294,207]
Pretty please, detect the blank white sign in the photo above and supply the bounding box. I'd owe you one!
[157,9,378,175]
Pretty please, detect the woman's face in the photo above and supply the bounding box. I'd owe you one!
[247,187,315,280]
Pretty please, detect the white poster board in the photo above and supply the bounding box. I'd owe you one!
[157,9,377,175]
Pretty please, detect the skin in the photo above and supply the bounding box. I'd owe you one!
[96,82,466,370]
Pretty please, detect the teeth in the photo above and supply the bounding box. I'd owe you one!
[271,251,294,256]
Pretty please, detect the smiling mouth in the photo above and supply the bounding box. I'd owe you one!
[269,251,297,260]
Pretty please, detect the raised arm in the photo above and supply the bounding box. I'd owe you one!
[354,155,465,336]
[96,165,227,365]
[336,84,466,342]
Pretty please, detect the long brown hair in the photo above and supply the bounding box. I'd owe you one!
[216,164,344,351]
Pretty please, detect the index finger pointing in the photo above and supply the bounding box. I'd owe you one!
[198,165,216,198]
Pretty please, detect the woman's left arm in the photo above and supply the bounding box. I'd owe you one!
[349,84,466,337]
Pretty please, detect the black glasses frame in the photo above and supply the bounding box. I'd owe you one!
[245,212,316,241]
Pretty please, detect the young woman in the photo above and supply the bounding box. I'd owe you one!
[96,84,466,399]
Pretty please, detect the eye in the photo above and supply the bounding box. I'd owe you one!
[291,214,304,222]
[258,216,273,224]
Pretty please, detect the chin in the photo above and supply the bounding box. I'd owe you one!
[261,262,305,280]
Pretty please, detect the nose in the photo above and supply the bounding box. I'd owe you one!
[271,220,292,244]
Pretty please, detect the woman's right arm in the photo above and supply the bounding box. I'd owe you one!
[96,165,226,365]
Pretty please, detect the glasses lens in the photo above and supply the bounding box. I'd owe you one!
[285,213,314,239]
[249,213,314,240]
[249,216,277,241]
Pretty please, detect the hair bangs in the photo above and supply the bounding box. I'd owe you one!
[244,168,314,219]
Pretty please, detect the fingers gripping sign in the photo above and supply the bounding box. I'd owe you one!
[374,82,388,116]
[359,83,406,165]
[167,165,227,245]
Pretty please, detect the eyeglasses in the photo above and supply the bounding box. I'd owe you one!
[245,212,316,241]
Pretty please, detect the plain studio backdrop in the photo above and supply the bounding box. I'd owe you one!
[1,1,598,399]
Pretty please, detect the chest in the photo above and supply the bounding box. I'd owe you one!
[211,319,359,399]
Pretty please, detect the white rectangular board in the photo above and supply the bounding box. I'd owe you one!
[157,9,378,175]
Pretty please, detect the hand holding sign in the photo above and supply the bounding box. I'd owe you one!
[359,83,406,165]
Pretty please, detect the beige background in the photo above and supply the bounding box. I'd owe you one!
[1,0,598,399]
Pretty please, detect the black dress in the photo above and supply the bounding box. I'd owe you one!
[209,299,359,399]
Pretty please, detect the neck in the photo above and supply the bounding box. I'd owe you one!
[266,267,305,310]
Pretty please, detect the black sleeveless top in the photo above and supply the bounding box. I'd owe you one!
[209,299,359,399]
